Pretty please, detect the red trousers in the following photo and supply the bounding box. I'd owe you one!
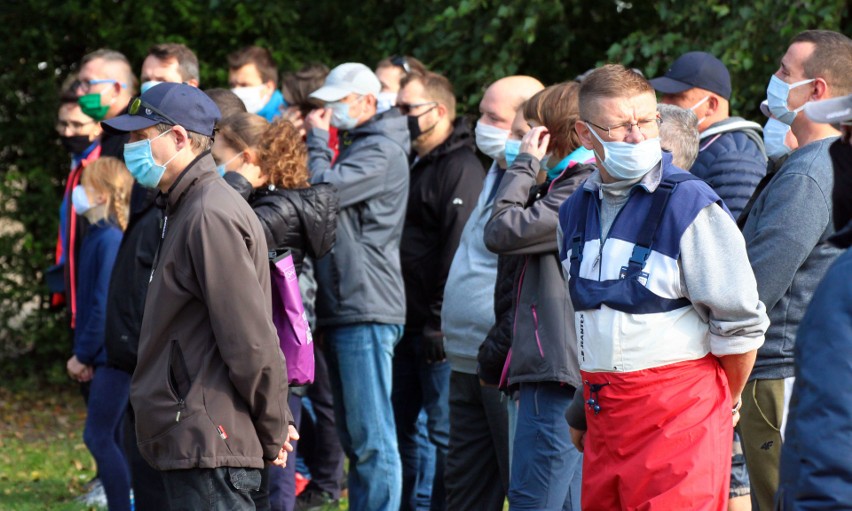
[581,355,732,511]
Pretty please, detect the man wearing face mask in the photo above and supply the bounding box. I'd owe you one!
[737,30,851,511]
[140,43,200,94]
[303,62,410,511]
[652,51,766,219]
[392,71,484,511]
[777,93,852,510]
[228,46,286,122]
[442,75,543,511]
[561,65,768,510]
[101,83,296,510]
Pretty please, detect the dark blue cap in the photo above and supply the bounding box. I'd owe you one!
[102,82,221,136]
[649,51,732,100]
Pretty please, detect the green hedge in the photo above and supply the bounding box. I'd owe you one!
[0,0,847,383]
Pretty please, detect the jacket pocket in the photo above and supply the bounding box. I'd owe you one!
[167,340,192,420]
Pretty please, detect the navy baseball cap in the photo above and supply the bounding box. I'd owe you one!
[102,82,221,136]
[650,51,732,100]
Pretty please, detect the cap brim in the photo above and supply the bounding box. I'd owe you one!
[308,85,352,103]
[804,94,852,124]
[649,76,693,95]
[101,114,159,134]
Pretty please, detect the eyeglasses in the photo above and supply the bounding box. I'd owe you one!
[128,97,180,126]
[390,55,411,75]
[584,116,662,140]
[55,120,95,133]
[396,101,437,115]
[73,78,126,93]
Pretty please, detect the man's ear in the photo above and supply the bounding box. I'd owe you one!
[575,121,594,150]
[706,95,719,117]
[172,125,190,151]
[812,77,829,101]
[187,78,200,88]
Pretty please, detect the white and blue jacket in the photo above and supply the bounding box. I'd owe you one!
[558,154,768,374]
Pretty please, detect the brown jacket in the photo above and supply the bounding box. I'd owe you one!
[130,153,291,470]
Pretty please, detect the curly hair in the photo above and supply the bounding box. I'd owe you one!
[81,156,133,231]
[256,120,310,189]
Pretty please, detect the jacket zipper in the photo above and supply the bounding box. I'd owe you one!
[531,304,544,358]
[593,189,630,281]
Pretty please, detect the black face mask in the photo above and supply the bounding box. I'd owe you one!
[60,135,93,155]
[830,139,852,231]
[406,106,438,142]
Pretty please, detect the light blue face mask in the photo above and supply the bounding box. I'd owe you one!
[71,185,92,215]
[504,139,522,167]
[123,128,180,189]
[140,80,163,94]
[329,98,360,130]
[216,152,243,177]
[586,122,662,180]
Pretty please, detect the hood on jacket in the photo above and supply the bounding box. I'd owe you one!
[701,116,766,156]
[343,108,411,156]
[416,117,476,164]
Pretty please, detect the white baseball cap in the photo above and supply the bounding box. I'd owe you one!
[309,63,381,103]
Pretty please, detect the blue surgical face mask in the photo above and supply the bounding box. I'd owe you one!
[140,80,163,94]
[123,128,180,189]
[586,123,662,180]
[767,75,815,126]
[71,185,92,215]
[216,152,243,177]
[329,98,361,130]
[504,139,522,167]
[763,117,793,160]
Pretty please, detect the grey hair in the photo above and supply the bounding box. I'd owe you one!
[657,104,699,170]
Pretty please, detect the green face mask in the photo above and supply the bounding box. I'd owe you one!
[78,92,110,122]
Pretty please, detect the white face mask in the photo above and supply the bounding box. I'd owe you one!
[766,75,815,126]
[475,121,510,163]
[71,185,92,215]
[763,117,793,160]
[585,122,662,180]
[376,91,398,114]
[232,85,269,114]
[690,95,710,126]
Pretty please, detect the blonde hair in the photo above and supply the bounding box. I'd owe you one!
[81,157,133,231]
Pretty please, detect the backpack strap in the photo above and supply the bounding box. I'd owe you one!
[627,173,700,272]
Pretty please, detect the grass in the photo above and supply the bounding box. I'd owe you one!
[0,385,346,510]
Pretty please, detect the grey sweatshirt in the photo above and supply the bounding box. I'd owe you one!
[742,136,841,380]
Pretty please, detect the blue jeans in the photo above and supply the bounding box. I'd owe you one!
[509,382,582,511]
[392,332,451,511]
[324,323,403,511]
[84,366,131,511]
[414,410,437,510]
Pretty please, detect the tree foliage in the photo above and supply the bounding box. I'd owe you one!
[0,0,849,382]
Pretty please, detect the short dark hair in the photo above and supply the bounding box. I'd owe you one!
[400,71,456,120]
[154,122,211,153]
[204,88,247,119]
[228,46,278,85]
[578,64,655,120]
[147,43,200,82]
[791,30,852,97]
[281,63,330,116]
[80,48,138,95]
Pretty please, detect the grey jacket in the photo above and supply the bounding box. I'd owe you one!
[307,110,410,327]
[742,136,842,380]
[482,154,593,388]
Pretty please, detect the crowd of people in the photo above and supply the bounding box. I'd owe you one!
[51,29,852,511]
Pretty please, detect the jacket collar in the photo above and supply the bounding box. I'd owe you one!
[415,117,476,164]
[157,151,216,213]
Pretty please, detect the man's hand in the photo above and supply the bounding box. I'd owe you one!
[271,425,300,468]
[235,161,268,189]
[305,108,332,133]
[520,126,550,162]
[422,330,446,364]
[569,426,586,453]
[66,355,93,383]
[282,108,306,138]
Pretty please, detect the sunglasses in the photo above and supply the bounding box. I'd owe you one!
[128,97,179,126]
[395,101,437,116]
[390,55,411,75]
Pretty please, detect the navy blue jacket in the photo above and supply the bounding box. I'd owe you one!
[777,221,852,509]
[74,221,122,367]
[690,117,766,219]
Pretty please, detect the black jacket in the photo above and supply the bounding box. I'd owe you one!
[104,183,162,374]
[223,172,338,270]
[401,117,485,333]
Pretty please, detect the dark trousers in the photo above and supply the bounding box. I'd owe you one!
[299,341,345,498]
[392,332,451,511]
[263,393,303,511]
[445,371,510,511]
[162,467,262,511]
[124,405,168,511]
